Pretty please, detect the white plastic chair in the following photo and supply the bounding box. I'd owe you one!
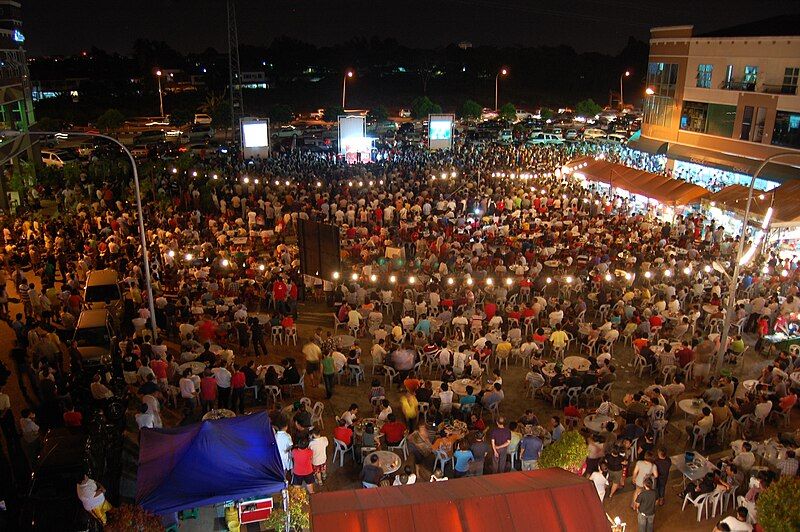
[681,492,712,522]
[332,438,354,467]
[388,436,408,460]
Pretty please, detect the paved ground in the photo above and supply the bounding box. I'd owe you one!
[1,274,793,531]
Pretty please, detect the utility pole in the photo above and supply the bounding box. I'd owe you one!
[227,0,244,145]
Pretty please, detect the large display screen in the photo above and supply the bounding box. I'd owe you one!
[242,122,269,148]
[428,114,454,150]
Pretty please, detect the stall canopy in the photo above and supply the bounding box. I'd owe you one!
[310,468,611,532]
[568,156,710,205]
[667,143,800,184]
[707,181,800,228]
[136,411,286,515]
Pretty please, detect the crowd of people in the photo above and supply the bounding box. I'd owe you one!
[0,137,798,530]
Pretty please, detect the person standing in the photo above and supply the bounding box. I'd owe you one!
[631,451,658,510]
[76,471,113,525]
[275,418,293,478]
[212,362,232,409]
[230,364,246,414]
[199,369,217,413]
[634,477,657,532]
[179,369,198,414]
[653,448,671,506]
[302,340,322,390]
[309,428,329,486]
[519,426,543,471]
[490,417,511,474]
[399,387,419,431]
[321,350,336,399]
[290,436,315,493]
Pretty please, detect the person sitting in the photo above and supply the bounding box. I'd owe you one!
[379,413,407,446]
[360,453,383,488]
[279,358,300,385]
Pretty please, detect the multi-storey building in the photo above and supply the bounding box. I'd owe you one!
[635,16,800,190]
[0,0,36,212]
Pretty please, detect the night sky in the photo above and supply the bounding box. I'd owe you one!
[23,0,800,56]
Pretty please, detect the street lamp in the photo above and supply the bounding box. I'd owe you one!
[342,70,354,108]
[645,87,655,95]
[155,69,164,117]
[714,152,796,373]
[6,130,161,339]
[619,70,630,109]
[495,68,508,111]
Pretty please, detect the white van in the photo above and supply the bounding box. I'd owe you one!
[73,309,114,364]
[84,269,122,310]
[526,132,563,145]
[41,150,78,167]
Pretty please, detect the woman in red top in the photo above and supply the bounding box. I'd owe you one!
[199,370,217,412]
[291,437,315,492]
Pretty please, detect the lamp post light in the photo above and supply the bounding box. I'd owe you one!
[342,70,354,108]
[714,152,796,374]
[155,69,164,117]
[7,130,160,339]
[495,68,508,111]
[619,70,630,109]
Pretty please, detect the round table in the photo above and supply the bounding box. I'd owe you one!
[583,414,613,433]
[703,305,720,314]
[679,399,709,417]
[449,379,476,397]
[178,361,207,375]
[366,450,402,475]
[354,417,384,435]
[202,409,236,421]
[544,260,560,268]
[257,364,285,378]
[336,335,356,349]
[562,356,591,372]
[741,379,759,393]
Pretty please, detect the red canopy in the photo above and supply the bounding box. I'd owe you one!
[310,468,611,532]
[567,156,710,205]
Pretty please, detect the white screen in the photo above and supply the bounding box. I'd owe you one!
[428,114,454,150]
[242,122,269,148]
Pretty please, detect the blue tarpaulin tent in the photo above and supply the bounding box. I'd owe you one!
[136,411,286,515]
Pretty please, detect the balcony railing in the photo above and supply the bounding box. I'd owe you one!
[762,83,798,95]
[720,80,756,92]
[718,79,799,96]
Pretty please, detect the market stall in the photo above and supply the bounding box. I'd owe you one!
[136,411,287,528]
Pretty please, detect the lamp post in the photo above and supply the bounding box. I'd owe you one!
[12,130,160,340]
[619,70,630,109]
[342,70,353,109]
[714,152,796,373]
[495,68,508,111]
[155,69,164,117]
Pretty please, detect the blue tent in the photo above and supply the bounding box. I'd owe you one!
[136,411,286,515]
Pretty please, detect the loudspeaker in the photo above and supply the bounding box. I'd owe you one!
[298,220,341,280]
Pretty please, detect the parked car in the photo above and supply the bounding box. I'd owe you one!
[564,129,578,140]
[133,130,165,145]
[19,428,101,531]
[193,113,212,125]
[605,132,629,144]
[526,132,563,145]
[274,125,300,138]
[398,108,411,118]
[583,128,606,139]
[84,269,121,311]
[73,308,116,368]
[41,150,78,168]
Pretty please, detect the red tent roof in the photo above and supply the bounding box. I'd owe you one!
[567,156,710,205]
[310,468,611,532]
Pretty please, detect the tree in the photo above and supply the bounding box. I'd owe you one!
[169,108,192,126]
[105,503,162,532]
[499,102,516,121]
[757,476,800,532]
[575,98,603,118]
[323,105,345,123]
[268,104,295,123]
[410,96,441,119]
[368,105,389,122]
[460,100,482,120]
[264,486,310,532]
[96,109,125,132]
[537,431,588,474]
[540,107,555,120]
[198,91,229,127]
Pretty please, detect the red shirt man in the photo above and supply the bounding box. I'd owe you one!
[200,375,218,401]
[676,345,695,367]
[272,280,288,302]
[333,424,353,446]
[231,369,246,390]
[379,416,407,445]
[63,409,83,427]
[649,314,664,328]
[150,358,168,380]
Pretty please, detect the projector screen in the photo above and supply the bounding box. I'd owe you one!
[338,115,366,155]
[242,122,270,148]
[428,114,454,150]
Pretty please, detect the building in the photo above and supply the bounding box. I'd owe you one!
[0,0,36,212]
[635,16,800,190]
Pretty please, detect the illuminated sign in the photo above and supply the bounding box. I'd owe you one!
[428,114,455,150]
[242,122,269,148]
[12,29,24,43]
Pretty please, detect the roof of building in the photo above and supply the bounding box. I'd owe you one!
[698,15,800,38]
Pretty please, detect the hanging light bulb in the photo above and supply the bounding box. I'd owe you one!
[332,271,340,280]
[389,275,397,283]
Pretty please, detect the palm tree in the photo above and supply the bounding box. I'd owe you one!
[198,90,230,133]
